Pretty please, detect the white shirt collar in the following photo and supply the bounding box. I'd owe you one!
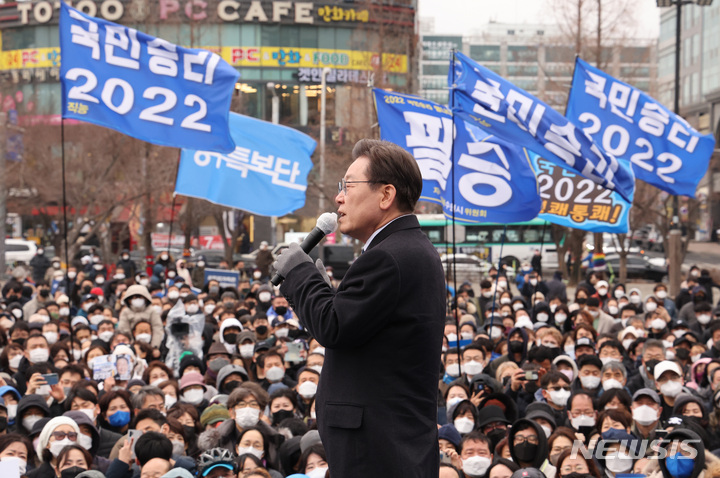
[362,214,411,253]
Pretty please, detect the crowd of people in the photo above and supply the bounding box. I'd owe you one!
[1,245,720,478]
[438,264,720,478]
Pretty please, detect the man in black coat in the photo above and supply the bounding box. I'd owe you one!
[275,139,446,477]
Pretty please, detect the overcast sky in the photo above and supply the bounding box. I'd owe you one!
[418,0,661,39]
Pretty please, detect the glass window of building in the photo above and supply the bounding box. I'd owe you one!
[507,46,537,62]
[469,45,501,62]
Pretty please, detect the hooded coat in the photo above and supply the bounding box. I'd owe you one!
[63,410,112,473]
[508,418,556,478]
[489,327,529,377]
[197,418,283,472]
[643,428,720,478]
[118,285,163,348]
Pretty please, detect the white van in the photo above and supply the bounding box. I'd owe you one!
[5,239,37,264]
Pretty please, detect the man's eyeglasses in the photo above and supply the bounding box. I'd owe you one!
[338,179,384,195]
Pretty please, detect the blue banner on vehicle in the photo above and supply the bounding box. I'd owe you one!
[59,1,238,152]
[449,51,635,203]
[567,57,715,198]
[176,113,316,217]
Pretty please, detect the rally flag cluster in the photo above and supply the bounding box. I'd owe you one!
[59,1,316,217]
[374,51,715,232]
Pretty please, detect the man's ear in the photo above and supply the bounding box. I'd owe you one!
[379,184,397,211]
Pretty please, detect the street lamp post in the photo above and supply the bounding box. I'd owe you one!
[656,0,713,297]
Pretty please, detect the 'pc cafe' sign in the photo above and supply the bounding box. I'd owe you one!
[6,0,393,27]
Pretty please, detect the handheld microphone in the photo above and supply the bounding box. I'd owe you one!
[271,212,338,286]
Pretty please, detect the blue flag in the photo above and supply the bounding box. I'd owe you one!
[176,113,316,216]
[373,88,453,204]
[60,1,238,152]
[448,115,541,223]
[567,57,715,198]
[449,51,635,203]
[373,88,541,223]
[530,153,631,233]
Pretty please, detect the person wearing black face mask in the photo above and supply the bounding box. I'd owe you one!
[489,327,529,377]
[22,281,52,317]
[508,419,556,476]
[216,364,249,397]
[268,388,300,427]
[477,405,510,450]
[252,316,270,341]
[268,296,291,322]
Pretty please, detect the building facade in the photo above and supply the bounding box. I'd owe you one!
[658,4,720,240]
[420,23,657,113]
[0,0,416,133]
[0,0,417,248]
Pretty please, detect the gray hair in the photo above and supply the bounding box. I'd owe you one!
[602,361,627,379]
[130,386,165,409]
[642,339,665,355]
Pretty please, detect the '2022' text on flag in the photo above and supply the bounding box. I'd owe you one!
[567,57,716,198]
[449,51,636,204]
[59,1,238,152]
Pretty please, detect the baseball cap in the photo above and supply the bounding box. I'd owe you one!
[575,337,595,349]
[632,388,661,405]
[654,360,682,380]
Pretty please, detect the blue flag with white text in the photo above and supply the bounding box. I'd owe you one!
[176,113,316,216]
[373,88,541,223]
[373,89,453,205]
[449,51,635,203]
[530,152,631,233]
[60,1,238,152]
[449,115,541,223]
[567,57,715,198]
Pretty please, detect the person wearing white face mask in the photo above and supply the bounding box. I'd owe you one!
[654,360,686,422]
[301,444,330,478]
[183,295,201,316]
[197,387,277,456]
[653,284,677,319]
[458,431,493,478]
[576,355,603,393]
[461,346,485,382]
[452,401,478,436]
[540,372,572,419]
[600,362,628,392]
[33,417,81,475]
[296,369,320,406]
[692,302,714,330]
[179,372,208,407]
[25,335,51,365]
[630,388,662,440]
[117,285,163,348]
[585,297,615,335]
[627,288,643,310]
[260,350,296,390]
[567,392,597,439]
